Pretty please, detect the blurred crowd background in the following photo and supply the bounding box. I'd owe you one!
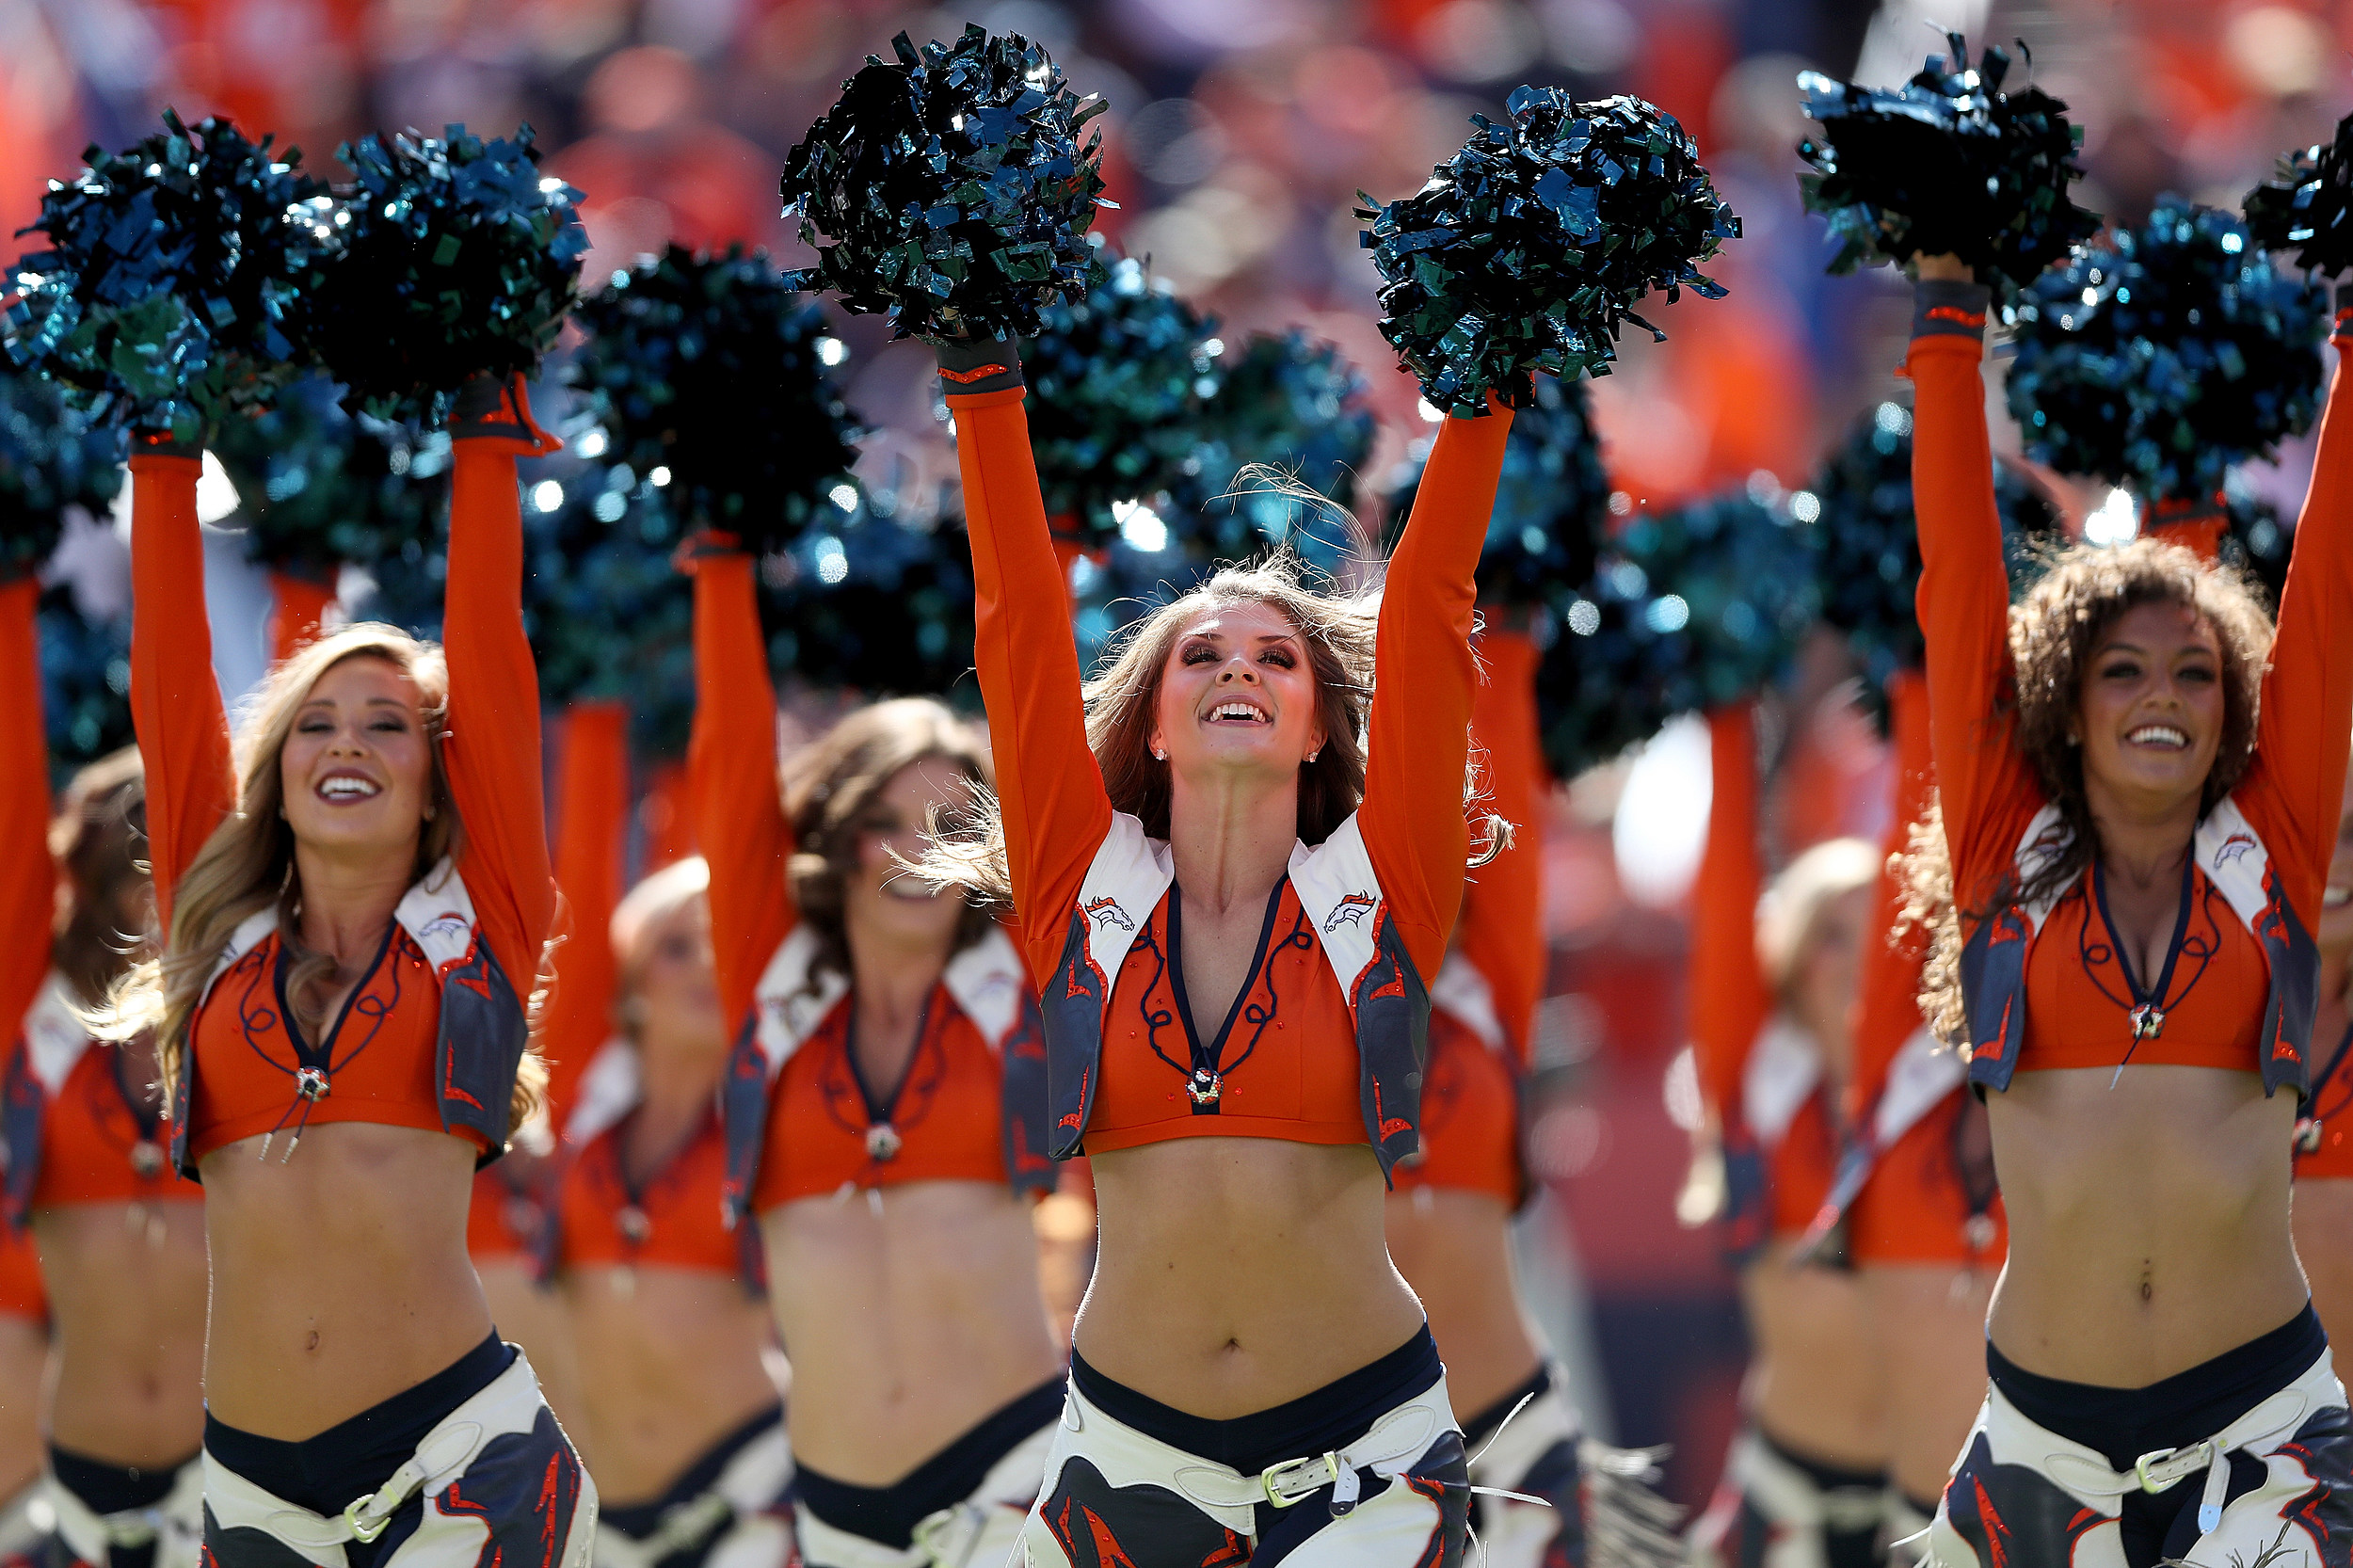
[4,0,2349,1508]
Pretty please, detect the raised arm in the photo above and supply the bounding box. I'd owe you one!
[1848,669,1933,1117]
[128,450,235,929]
[440,381,557,1010]
[1690,701,1773,1128]
[937,341,1113,985]
[540,700,629,1123]
[1359,408,1515,984]
[2236,304,2353,931]
[1456,628,1546,1061]
[1907,277,2045,904]
[687,549,794,1037]
[0,580,54,1037]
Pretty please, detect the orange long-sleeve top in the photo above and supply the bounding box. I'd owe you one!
[1456,629,1547,1063]
[269,570,336,667]
[1689,701,1773,1127]
[1848,669,1933,1118]
[540,700,630,1125]
[0,579,53,1045]
[133,417,555,1161]
[691,553,795,1040]
[1912,298,2353,1083]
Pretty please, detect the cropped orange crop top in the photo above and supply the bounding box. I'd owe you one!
[1910,289,2353,1097]
[942,354,1512,1180]
[4,981,197,1221]
[688,554,1054,1224]
[130,393,558,1176]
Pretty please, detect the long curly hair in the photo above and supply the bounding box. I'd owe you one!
[50,747,149,1009]
[1903,537,2275,1044]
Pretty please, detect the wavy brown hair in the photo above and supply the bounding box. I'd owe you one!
[1903,537,2275,1044]
[784,697,999,998]
[101,624,546,1132]
[51,747,150,1009]
[920,550,1505,908]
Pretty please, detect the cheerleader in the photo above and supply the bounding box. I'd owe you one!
[100,379,594,1567]
[2294,763,2353,1380]
[0,1224,40,1565]
[1685,698,1887,1568]
[691,534,1062,1568]
[1386,624,1676,1568]
[919,338,1510,1564]
[0,577,204,1568]
[546,856,789,1568]
[1906,254,2353,1568]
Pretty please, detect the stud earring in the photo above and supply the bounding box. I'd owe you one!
[1307,749,1321,763]
[1152,748,1167,761]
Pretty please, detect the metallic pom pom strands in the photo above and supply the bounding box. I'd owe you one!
[310,124,586,425]
[0,363,124,576]
[1022,253,1223,546]
[1797,34,2098,298]
[569,245,860,557]
[779,25,1111,344]
[1381,374,1609,609]
[762,508,980,704]
[6,109,337,444]
[1356,87,1740,415]
[1803,401,2060,712]
[37,590,133,786]
[2245,113,2353,280]
[2006,198,2328,505]
[1539,486,1817,779]
[209,374,447,579]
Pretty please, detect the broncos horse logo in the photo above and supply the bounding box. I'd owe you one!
[1325,893,1376,934]
[1085,898,1135,933]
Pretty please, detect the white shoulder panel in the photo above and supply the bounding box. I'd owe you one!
[941,926,1031,1050]
[1288,813,1385,1002]
[1742,1013,1823,1148]
[749,925,850,1081]
[1072,813,1175,983]
[1427,952,1504,1052]
[562,1037,642,1147]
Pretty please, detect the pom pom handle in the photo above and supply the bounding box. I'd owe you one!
[449,375,560,453]
[933,337,1026,396]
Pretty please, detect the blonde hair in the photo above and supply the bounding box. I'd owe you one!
[786,698,998,995]
[609,856,712,982]
[103,623,544,1131]
[50,747,149,1009]
[1755,836,1881,998]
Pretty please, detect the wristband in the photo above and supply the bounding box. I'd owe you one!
[931,336,1024,397]
[1912,279,1993,343]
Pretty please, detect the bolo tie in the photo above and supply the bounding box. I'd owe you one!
[2095,857,2196,1088]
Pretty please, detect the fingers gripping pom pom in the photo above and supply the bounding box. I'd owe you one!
[210,375,446,578]
[0,363,125,577]
[1356,87,1739,414]
[1806,401,2060,717]
[1797,35,2098,297]
[6,109,336,444]
[568,245,861,557]
[779,25,1111,344]
[1021,253,1222,546]
[1537,488,1817,778]
[309,123,586,426]
[2005,197,2328,504]
[2245,114,2353,280]
[1381,374,1609,610]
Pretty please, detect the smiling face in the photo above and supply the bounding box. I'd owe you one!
[1149,598,1326,785]
[2071,600,2226,817]
[843,757,973,953]
[278,655,435,867]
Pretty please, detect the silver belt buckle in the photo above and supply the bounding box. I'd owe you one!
[2133,1442,2208,1496]
[344,1498,391,1544]
[1261,1452,1340,1509]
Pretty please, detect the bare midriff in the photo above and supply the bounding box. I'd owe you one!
[1080,1138,1426,1419]
[37,1199,207,1464]
[561,1265,777,1505]
[762,1178,1060,1485]
[1742,1238,1885,1467]
[1385,1185,1543,1422]
[199,1123,492,1437]
[1988,1064,2305,1385]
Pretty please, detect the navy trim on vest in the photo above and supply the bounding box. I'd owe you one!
[720,1014,768,1229]
[1043,909,1109,1163]
[998,991,1056,1197]
[1,1046,43,1230]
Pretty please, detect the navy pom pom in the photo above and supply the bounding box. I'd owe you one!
[311,124,586,424]
[1382,374,1609,609]
[210,375,446,576]
[2006,197,2327,503]
[1357,87,1738,413]
[2245,113,2353,279]
[0,362,125,577]
[1798,35,2098,297]
[763,509,978,702]
[6,109,336,442]
[568,245,861,555]
[780,25,1111,343]
[38,584,134,785]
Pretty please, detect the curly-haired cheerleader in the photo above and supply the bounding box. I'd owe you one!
[0,574,204,1568]
[104,380,594,1568]
[549,856,790,1568]
[2295,759,2353,1384]
[920,338,1510,1565]
[694,530,1063,1568]
[1908,253,2353,1568]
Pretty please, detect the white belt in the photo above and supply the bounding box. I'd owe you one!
[2041,1376,2316,1536]
[1168,1400,1440,1517]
